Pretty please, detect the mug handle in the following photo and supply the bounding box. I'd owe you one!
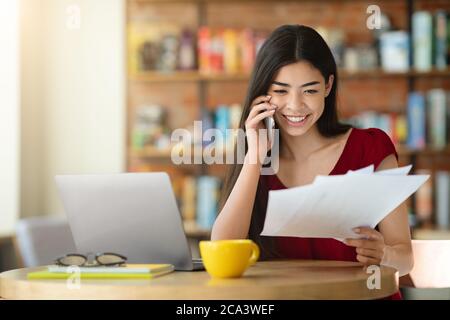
[248,241,260,266]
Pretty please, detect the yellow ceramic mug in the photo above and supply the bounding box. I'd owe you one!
[199,239,260,278]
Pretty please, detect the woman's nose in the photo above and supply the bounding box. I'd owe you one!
[286,92,304,109]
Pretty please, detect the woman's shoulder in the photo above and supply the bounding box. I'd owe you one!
[349,127,398,169]
[351,127,393,142]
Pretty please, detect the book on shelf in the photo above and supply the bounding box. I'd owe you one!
[379,31,409,72]
[436,171,450,229]
[240,28,256,73]
[411,10,450,71]
[223,28,239,74]
[415,169,434,226]
[427,89,447,150]
[178,28,196,71]
[200,104,243,149]
[448,91,450,144]
[393,113,408,146]
[197,26,267,75]
[196,176,220,230]
[345,112,407,146]
[229,103,243,130]
[175,174,223,232]
[181,175,197,223]
[128,22,184,74]
[198,26,211,74]
[412,11,433,71]
[435,10,449,70]
[407,92,427,150]
[210,29,224,73]
[215,105,231,148]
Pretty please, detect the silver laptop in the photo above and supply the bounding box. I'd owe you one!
[55,172,204,271]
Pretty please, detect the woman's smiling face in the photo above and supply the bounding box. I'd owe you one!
[267,61,334,137]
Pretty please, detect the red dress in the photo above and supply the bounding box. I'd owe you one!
[259,127,402,299]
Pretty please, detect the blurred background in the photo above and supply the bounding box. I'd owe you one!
[1,0,450,298]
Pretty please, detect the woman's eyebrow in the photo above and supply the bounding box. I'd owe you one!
[272,81,320,88]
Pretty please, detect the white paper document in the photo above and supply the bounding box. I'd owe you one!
[261,165,429,241]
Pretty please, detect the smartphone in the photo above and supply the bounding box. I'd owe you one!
[264,116,275,145]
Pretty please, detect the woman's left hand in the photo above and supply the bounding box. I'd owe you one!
[344,227,386,266]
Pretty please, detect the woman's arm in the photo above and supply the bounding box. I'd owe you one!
[345,154,414,276]
[377,154,414,276]
[210,155,261,240]
[211,95,277,240]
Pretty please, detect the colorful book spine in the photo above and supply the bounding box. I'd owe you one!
[389,113,398,145]
[448,92,450,144]
[215,105,231,147]
[435,171,450,229]
[223,29,239,74]
[415,169,434,226]
[427,89,447,150]
[181,176,197,224]
[435,11,448,70]
[377,114,393,141]
[198,27,211,74]
[240,28,256,73]
[379,31,410,72]
[178,29,196,71]
[413,11,433,71]
[196,176,219,230]
[201,109,214,147]
[394,114,408,145]
[210,29,224,73]
[229,103,243,130]
[407,92,426,150]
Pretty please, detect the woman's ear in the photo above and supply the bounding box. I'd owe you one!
[325,74,334,97]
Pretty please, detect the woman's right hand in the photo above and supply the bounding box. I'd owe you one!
[244,95,277,164]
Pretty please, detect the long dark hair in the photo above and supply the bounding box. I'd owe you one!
[218,25,352,259]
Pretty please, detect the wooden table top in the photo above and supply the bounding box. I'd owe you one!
[0,260,398,300]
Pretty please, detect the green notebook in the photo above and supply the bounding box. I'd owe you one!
[27,264,174,280]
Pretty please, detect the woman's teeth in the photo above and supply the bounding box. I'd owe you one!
[285,115,307,123]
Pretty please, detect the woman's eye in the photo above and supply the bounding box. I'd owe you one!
[304,89,318,94]
[273,90,287,94]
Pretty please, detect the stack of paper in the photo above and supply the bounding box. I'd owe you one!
[261,164,429,241]
[27,264,175,280]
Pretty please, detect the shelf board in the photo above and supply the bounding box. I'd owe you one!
[340,68,450,79]
[129,146,237,164]
[129,68,450,83]
[397,145,450,157]
[129,145,450,163]
[407,68,450,77]
[184,222,211,238]
[129,146,173,159]
[129,71,250,83]
[413,228,450,240]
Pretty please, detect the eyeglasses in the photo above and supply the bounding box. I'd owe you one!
[55,252,127,267]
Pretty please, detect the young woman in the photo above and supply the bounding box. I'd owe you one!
[211,25,413,298]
